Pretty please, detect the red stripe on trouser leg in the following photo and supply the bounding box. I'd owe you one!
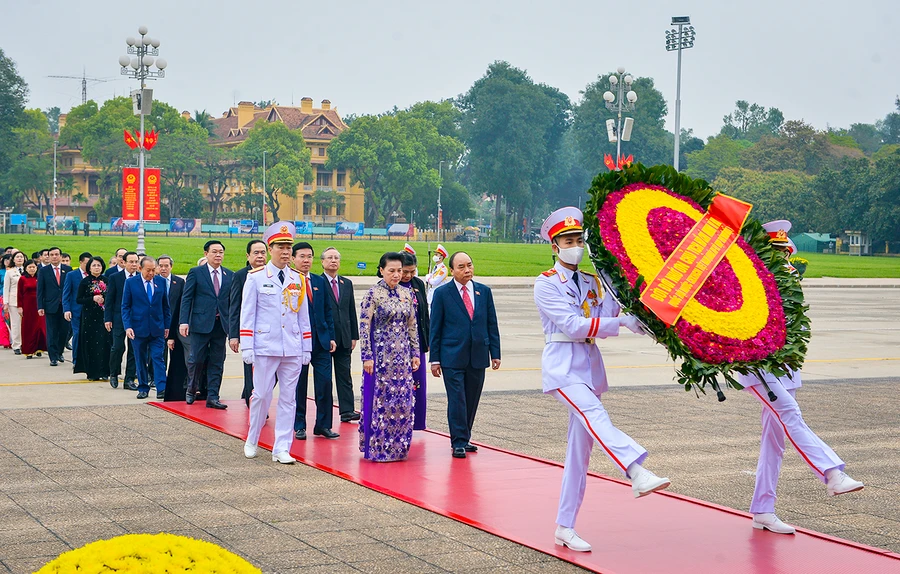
[750,386,825,478]
[558,389,627,472]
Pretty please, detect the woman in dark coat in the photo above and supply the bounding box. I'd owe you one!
[16,260,46,358]
[74,257,111,380]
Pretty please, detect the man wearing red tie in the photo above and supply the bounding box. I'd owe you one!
[36,246,72,366]
[429,252,501,459]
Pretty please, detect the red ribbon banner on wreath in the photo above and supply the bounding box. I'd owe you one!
[639,193,753,326]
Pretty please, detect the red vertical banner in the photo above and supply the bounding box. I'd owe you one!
[144,168,161,221]
[437,209,443,233]
[121,167,140,220]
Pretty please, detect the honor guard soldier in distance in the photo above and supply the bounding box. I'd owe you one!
[535,207,670,553]
[737,220,863,535]
[241,222,312,464]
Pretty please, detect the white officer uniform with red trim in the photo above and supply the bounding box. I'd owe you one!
[736,220,862,534]
[535,207,669,552]
[241,221,312,461]
[425,244,452,305]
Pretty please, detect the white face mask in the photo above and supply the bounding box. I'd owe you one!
[433,255,442,263]
[556,246,585,265]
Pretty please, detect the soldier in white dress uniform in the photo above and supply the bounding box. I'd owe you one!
[424,244,452,306]
[738,220,863,534]
[535,207,670,553]
[241,221,313,464]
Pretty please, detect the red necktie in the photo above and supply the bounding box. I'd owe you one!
[461,285,474,320]
[212,269,220,295]
[306,276,313,302]
[331,278,339,302]
[54,267,60,285]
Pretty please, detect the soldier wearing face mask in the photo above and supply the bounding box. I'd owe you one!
[424,244,452,306]
[534,207,671,553]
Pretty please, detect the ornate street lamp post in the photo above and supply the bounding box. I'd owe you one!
[603,67,638,168]
[118,25,167,254]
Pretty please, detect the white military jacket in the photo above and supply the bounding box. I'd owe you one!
[239,261,312,357]
[425,262,452,305]
[534,261,622,394]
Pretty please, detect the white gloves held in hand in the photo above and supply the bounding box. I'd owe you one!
[300,351,311,365]
[619,315,645,335]
[241,350,255,364]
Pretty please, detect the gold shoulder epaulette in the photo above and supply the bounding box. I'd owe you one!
[249,266,266,274]
[580,269,598,278]
[541,268,558,277]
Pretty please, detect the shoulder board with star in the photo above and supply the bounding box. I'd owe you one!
[249,266,266,274]
[541,268,558,277]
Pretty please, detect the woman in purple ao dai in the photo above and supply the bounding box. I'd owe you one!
[359,252,421,462]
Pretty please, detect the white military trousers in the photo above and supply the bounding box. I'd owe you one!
[247,355,302,455]
[550,383,648,528]
[746,380,844,514]
[9,308,22,350]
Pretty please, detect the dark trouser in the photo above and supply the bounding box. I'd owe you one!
[110,323,136,381]
[187,319,226,401]
[44,309,67,361]
[295,347,334,432]
[133,335,166,394]
[442,366,486,449]
[331,345,355,416]
[69,313,81,367]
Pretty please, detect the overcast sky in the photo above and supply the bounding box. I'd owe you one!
[3,0,898,140]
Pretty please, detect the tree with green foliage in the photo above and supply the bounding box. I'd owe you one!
[740,120,864,175]
[684,134,751,182]
[0,48,29,206]
[573,73,673,175]
[153,121,212,219]
[459,61,571,237]
[198,145,240,224]
[847,123,883,155]
[193,110,216,138]
[720,100,783,142]
[45,106,61,135]
[236,121,312,222]
[808,158,873,237]
[712,167,814,231]
[876,96,900,145]
[867,149,900,243]
[1,109,54,215]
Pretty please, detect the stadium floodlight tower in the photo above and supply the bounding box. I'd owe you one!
[666,16,696,171]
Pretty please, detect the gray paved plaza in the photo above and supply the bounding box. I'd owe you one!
[1,281,898,573]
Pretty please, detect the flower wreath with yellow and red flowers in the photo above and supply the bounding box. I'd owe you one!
[584,163,810,397]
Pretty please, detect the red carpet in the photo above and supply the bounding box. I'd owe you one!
[152,400,900,574]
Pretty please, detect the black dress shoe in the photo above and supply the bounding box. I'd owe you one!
[340,412,361,422]
[156,392,165,400]
[294,429,307,440]
[14,349,21,355]
[313,428,340,439]
[49,360,58,367]
[109,377,119,389]
[206,400,228,410]
[136,391,149,399]
[65,343,72,350]
[124,380,138,391]
[452,447,467,459]
[185,393,195,404]
[464,444,478,452]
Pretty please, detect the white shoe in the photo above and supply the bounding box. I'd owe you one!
[243,443,258,459]
[272,451,296,464]
[554,526,592,552]
[752,513,796,534]
[629,465,671,498]
[826,471,864,496]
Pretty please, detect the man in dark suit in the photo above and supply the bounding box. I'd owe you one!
[160,255,189,402]
[36,246,72,366]
[104,252,140,390]
[400,250,430,430]
[104,248,127,277]
[292,242,338,439]
[179,240,232,409]
[122,257,171,400]
[62,252,92,367]
[229,239,269,407]
[320,247,360,422]
[430,251,501,458]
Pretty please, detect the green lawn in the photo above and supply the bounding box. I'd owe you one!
[1,234,896,278]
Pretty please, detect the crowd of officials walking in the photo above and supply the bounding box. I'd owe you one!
[0,236,501,463]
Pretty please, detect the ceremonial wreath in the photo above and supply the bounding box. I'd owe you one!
[583,163,810,397]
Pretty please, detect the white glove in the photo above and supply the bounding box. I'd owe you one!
[619,315,644,335]
[300,351,311,365]
[241,350,255,364]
